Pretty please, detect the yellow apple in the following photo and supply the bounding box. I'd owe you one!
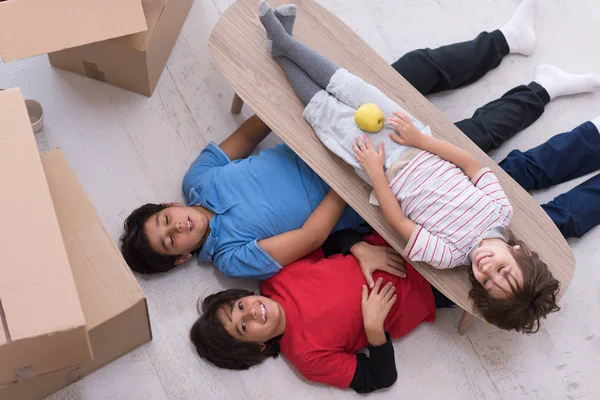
[354,103,385,133]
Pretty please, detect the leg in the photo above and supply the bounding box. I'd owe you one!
[455,82,548,152]
[431,285,456,309]
[231,92,244,114]
[259,1,339,88]
[262,2,423,134]
[392,0,538,95]
[456,65,600,153]
[392,31,509,96]
[232,5,297,115]
[429,285,472,335]
[458,309,473,335]
[273,5,296,35]
[541,173,600,239]
[499,121,600,191]
[278,57,323,105]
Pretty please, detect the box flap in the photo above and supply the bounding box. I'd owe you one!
[113,0,166,51]
[0,0,148,62]
[0,88,90,386]
[41,150,146,330]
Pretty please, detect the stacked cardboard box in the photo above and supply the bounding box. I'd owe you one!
[0,89,152,399]
[0,0,193,96]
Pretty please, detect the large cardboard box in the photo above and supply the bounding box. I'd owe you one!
[0,89,152,399]
[0,88,92,389]
[48,0,194,96]
[0,149,152,400]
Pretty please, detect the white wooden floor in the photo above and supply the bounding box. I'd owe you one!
[1,0,599,399]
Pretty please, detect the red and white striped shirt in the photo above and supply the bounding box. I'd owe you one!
[390,151,513,269]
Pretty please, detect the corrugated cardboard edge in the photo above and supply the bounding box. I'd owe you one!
[113,0,167,51]
[146,0,194,94]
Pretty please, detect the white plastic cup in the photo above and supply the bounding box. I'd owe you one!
[25,99,44,133]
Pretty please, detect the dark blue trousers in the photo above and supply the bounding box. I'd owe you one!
[392,30,600,239]
[500,122,600,238]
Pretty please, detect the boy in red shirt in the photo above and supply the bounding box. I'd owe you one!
[190,231,452,393]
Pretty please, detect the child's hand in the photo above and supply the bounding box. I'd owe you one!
[353,135,385,177]
[361,278,397,345]
[351,242,406,289]
[387,111,427,148]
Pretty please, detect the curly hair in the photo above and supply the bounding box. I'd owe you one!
[190,289,282,370]
[120,203,178,274]
[469,230,560,334]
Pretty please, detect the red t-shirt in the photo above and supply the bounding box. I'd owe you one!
[259,233,436,389]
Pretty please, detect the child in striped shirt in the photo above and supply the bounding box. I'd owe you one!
[256,0,600,332]
[354,117,514,273]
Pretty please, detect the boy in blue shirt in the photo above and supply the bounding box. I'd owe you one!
[120,115,366,279]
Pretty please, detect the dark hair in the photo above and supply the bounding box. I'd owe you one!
[120,203,178,274]
[190,289,282,370]
[469,230,560,334]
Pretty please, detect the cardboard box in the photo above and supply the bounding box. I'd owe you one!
[48,0,194,96]
[0,89,92,388]
[0,88,152,399]
[0,0,148,62]
[0,149,152,400]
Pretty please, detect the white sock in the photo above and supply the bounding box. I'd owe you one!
[534,65,600,100]
[500,0,538,56]
[592,116,600,133]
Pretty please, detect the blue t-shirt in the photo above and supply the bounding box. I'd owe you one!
[182,142,364,280]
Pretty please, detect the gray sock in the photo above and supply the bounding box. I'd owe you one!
[274,5,296,36]
[259,1,339,88]
[272,5,320,104]
[279,57,322,105]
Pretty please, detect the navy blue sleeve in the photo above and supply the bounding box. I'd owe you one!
[349,332,398,393]
[322,229,364,257]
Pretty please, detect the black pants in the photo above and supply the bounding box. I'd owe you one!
[432,285,456,309]
[391,30,550,153]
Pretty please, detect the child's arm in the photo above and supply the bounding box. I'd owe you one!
[387,112,483,180]
[258,189,347,267]
[218,114,272,161]
[350,278,398,392]
[353,136,417,242]
[322,229,407,288]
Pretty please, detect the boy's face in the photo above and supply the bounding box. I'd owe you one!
[217,295,286,346]
[471,238,524,299]
[144,203,209,264]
